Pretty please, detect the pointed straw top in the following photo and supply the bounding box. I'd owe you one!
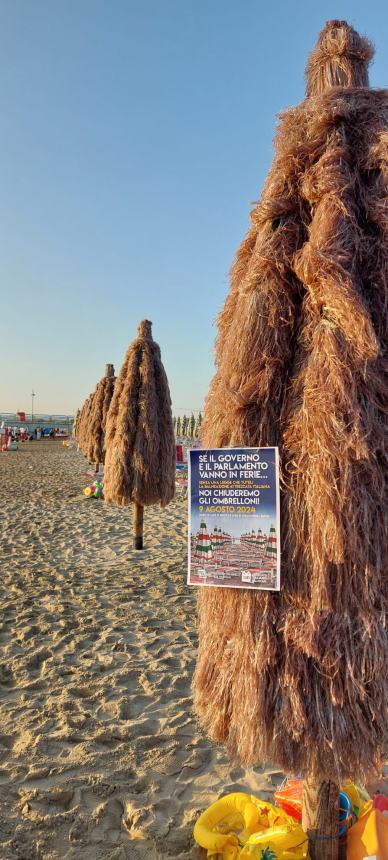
[305,19,374,96]
[105,363,115,378]
[137,319,153,340]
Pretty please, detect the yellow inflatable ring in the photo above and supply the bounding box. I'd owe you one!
[193,792,307,860]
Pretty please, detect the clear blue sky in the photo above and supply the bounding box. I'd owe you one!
[1,0,387,416]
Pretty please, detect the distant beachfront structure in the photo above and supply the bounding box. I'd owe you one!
[0,413,74,434]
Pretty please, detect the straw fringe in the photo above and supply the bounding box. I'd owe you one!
[306,20,374,96]
[193,24,388,783]
[86,365,116,466]
[103,321,175,507]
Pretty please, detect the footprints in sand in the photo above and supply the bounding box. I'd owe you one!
[0,444,286,859]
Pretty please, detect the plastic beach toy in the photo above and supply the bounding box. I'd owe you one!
[92,481,104,499]
[274,779,368,835]
[83,481,104,499]
[347,808,388,860]
[193,792,307,860]
[273,780,303,821]
[373,794,388,813]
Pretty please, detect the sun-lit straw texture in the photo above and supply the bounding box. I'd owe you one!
[85,364,116,466]
[104,320,175,507]
[193,20,388,783]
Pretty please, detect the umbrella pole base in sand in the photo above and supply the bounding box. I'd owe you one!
[302,776,339,860]
[133,503,144,550]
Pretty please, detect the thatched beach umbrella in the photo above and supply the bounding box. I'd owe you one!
[193,20,387,859]
[72,409,80,438]
[76,393,95,458]
[194,412,203,439]
[103,320,175,549]
[85,363,116,472]
[188,413,196,439]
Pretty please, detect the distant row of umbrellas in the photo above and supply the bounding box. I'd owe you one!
[173,413,202,439]
[73,321,176,549]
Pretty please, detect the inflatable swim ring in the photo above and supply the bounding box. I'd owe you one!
[193,792,307,860]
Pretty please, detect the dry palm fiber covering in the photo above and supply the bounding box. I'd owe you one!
[79,394,93,457]
[85,364,116,466]
[77,397,89,454]
[104,320,175,507]
[77,393,96,458]
[72,409,80,439]
[193,21,388,783]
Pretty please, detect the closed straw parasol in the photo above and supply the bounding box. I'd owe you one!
[76,393,95,458]
[194,412,203,439]
[193,20,387,859]
[85,363,116,472]
[103,320,175,549]
[72,409,80,438]
[188,413,196,439]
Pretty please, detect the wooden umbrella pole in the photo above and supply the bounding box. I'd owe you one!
[133,503,144,550]
[302,777,339,860]
[94,462,100,474]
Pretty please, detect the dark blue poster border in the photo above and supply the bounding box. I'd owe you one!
[188,447,280,590]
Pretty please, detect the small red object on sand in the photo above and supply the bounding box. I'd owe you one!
[374,794,388,813]
[273,779,303,821]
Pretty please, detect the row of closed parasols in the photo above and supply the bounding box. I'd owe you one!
[75,19,387,860]
[73,319,176,550]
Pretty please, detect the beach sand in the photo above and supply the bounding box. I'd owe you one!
[0,441,283,859]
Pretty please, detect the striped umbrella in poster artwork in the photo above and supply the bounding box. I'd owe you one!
[195,520,213,561]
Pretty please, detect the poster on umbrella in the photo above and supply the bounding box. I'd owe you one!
[188,447,280,590]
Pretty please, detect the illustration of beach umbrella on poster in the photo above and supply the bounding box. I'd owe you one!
[213,526,221,550]
[103,320,175,550]
[255,528,263,549]
[265,525,277,563]
[209,527,217,551]
[195,520,213,561]
[192,20,388,859]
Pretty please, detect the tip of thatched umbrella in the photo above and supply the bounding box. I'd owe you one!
[105,363,115,378]
[306,20,374,96]
[137,320,153,340]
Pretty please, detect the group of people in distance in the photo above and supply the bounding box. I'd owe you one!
[1,425,58,442]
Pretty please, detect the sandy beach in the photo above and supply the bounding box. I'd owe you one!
[0,442,283,860]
